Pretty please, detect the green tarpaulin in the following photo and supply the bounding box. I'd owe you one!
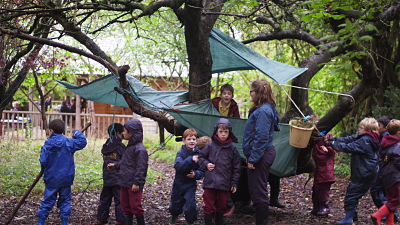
[57,75,188,111]
[210,29,307,84]
[167,107,299,177]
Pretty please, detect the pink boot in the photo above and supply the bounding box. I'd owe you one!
[370,205,390,225]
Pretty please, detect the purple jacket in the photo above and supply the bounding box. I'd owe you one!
[211,97,240,118]
[118,119,148,190]
[312,134,335,184]
[199,118,241,191]
[380,135,400,189]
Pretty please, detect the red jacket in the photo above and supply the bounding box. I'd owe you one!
[312,135,335,184]
[211,97,240,118]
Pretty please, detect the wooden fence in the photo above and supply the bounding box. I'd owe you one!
[0,110,159,140]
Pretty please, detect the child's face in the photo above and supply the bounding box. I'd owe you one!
[358,127,366,135]
[220,90,233,105]
[217,127,230,141]
[122,127,132,140]
[378,122,387,134]
[183,135,197,149]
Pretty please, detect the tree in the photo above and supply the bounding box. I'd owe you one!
[0,0,229,134]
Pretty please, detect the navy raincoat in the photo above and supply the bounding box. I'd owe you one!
[118,119,148,191]
[101,136,125,186]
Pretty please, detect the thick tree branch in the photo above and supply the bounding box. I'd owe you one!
[243,30,323,47]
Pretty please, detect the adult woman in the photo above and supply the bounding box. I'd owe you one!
[243,79,280,225]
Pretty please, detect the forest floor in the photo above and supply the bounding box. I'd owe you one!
[0,159,379,225]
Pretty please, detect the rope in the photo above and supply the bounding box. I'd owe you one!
[280,84,355,103]
[188,79,211,87]
[280,86,306,118]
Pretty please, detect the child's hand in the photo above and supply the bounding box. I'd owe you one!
[207,163,215,171]
[321,146,328,152]
[231,187,237,193]
[107,163,115,169]
[186,170,195,178]
[192,155,199,162]
[247,163,255,170]
[131,184,139,192]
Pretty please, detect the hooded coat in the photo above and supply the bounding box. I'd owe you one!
[101,136,125,186]
[329,133,380,182]
[312,134,336,184]
[118,119,148,190]
[39,130,87,188]
[199,118,241,191]
[379,135,400,189]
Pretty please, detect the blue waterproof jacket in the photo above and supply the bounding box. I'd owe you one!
[329,133,380,182]
[39,130,87,188]
[243,103,280,164]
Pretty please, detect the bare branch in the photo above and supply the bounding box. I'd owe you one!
[0,27,118,74]
[243,30,323,47]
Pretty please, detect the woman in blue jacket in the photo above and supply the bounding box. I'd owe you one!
[243,79,280,225]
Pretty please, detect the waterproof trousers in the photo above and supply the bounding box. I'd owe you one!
[203,188,229,214]
[37,185,71,222]
[120,187,144,216]
[97,185,124,223]
[385,182,400,212]
[344,180,374,211]
[169,184,198,223]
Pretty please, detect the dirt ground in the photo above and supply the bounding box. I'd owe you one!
[0,159,381,225]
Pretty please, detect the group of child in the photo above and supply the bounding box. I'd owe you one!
[35,82,400,225]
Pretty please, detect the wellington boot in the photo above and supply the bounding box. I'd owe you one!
[336,209,356,225]
[385,212,395,225]
[215,213,224,225]
[136,215,145,225]
[123,214,133,225]
[371,205,390,225]
[255,204,268,225]
[269,199,285,208]
[204,213,214,225]
[61,218,69,225]
[37,217,46,225]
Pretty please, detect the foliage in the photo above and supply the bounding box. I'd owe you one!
[334,152,351,178]
[144,134,181,164]
[372,86,400,119]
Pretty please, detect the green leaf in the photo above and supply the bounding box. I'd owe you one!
[365,24,378,32]
[329,46,339,52]
[360,35,373,41]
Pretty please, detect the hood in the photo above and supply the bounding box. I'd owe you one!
[124,119,144,145]
[46,133,66,152]
[101,136,123,155]
[365,132,380,143]
[381,135,400,148]
[211,118,238,143]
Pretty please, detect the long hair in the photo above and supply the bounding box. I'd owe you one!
[249,79,276,112]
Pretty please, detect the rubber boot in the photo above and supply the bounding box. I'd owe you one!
[204,213,214,225]
[61,217,69,225]
[316,201,330,216]
[269,198,285,208]
[255,204,268,225]
[37,217,46,225]
[136,215,145,225]
[371,205,390,225]
[386,212,395,225]
[123,214,133,225]
[311,202,320,215]
[215,213,224,225]
[168,215,177,225]
[336,209,356,225]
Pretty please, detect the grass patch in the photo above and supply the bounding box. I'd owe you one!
[334,153,351,178]
[144,134,181,164]
[0,136,170,196]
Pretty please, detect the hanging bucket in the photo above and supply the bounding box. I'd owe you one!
[289,120,315,148]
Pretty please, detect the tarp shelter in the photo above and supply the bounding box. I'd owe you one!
[58,28,308,177]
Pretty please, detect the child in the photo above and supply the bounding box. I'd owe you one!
[196,136,212,150]
[199,118,241,225]
[168,128,204,225]
[211,84,240,118]
[327,117,380,225]
[108,119,148,225]
[36,119,87,225]
[311,133,335,216]
[96,123,125,225]
[370,119,400,225]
